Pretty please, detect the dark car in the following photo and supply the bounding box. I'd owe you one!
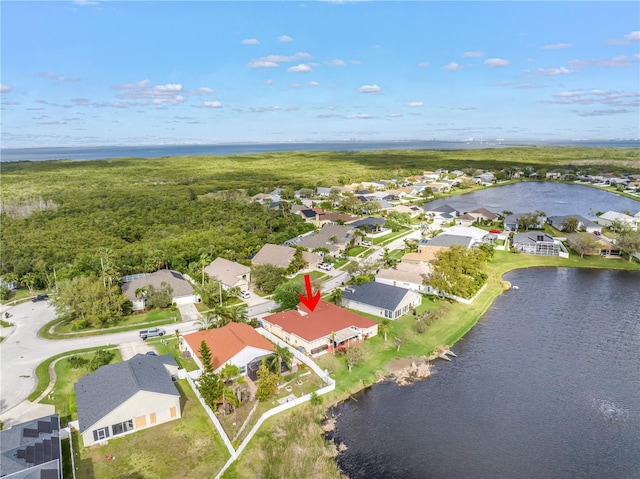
[31,294,49,302]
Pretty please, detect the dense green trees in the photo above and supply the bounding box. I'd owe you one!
[272,280,304,310]
[617,229,640,262]
[429,245,490,299]
[251,264,287,294]
[51,275,132,328]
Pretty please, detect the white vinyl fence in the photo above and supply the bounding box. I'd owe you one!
[183,328,335,479]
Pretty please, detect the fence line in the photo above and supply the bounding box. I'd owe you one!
[185,372,235,455]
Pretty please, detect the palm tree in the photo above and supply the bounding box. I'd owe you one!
[563,216,580,233]
[271,345,293,376]
[226,304,248,323]
[379,318,391,342]
[196,314,218,330]
[134,287,148,310]
[199,252,211,285]
[331,288,343,306]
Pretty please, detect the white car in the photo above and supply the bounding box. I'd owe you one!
[318,263,334,271]
[361,241,373,246]
[240,290,251,299]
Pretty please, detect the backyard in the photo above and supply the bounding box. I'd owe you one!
[73,380,229,479]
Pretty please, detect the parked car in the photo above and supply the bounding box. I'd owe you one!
[139,327,166,340]
[145,351,157,356]
[318,263,333,271]
[31,294,49,302]
[361,241,373,246]
[593,231,602,236]
[240,290,251,299]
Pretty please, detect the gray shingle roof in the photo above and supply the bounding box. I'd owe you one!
[122,270,194,301]
[74,354,179,433]
[427,234,474,248]
[342,281,412,311]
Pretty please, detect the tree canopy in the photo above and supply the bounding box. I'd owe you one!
[429,245,490,299]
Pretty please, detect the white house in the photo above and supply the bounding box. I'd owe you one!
[341,281,422,320]
[598,211,637,231]
[182,322,275,375]
[375,262,436,295]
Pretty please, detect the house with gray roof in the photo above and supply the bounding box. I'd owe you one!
[74,354,181,447]
[512,232,568,257]
[547,215,601,233]
[425,234,475,249]
[424,204,460,224]
[0,414,62,479]
[121,270,198,311]
[341,281,422,320]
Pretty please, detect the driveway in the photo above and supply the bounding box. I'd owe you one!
[0,301,201,424]
[177,303,202,322]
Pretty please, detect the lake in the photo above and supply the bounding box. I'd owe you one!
[330,268,640,478]
[425,181,640,218]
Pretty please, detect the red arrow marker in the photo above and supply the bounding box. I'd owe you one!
[298,273,320,312]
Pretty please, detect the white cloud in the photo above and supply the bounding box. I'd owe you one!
[344,114,374,119]
[308,81,320,87]
[577,109,630,117]
[485,58,510,67]
[0,84,11,93]
[196,87,215,94]
[568,56,636,68]
[247,52,313,68]
[325,59,346,66]
[443,61,462,71]
[524,66,578,76]
[289,83,302,89]
[288,64,312,73]
[279,35,293,42]
[417,61,429,67]
[110,80,186,105]
[38,71,80,82]
[546,89,639,107]
[250,106,282,113]
[200,101,223,108]
[241,38,260,45]
[406,101,424,107]
[387,113,403,118]
[606,30,640,45]
[541,43,572,50]
[359,84,382,93]
[264,79,274,86]
[463,51,484,57]
[451,106,476,111]
[72,0,98,5]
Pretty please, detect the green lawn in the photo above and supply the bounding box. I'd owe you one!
[42,309,181,339]
[74,380,230,479]
[39,349,123,425]
[0,319,13,328]
[28,346,122,402]
[373,228,411,246]
[0,289,50,306]
[153,337,199,372]
[290,270,328,283]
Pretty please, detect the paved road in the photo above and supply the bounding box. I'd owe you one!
[0,300,199,421]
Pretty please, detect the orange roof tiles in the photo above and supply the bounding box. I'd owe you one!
[183,322,275,370]
[262,301,377,342]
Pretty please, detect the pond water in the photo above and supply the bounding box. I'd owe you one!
[330,268,640,478]
[425,182,640,218]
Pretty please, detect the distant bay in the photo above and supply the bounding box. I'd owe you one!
[1,139,638,162]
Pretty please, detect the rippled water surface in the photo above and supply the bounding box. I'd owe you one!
[332,268,640,479]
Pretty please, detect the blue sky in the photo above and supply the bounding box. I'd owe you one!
[1,1,639,147]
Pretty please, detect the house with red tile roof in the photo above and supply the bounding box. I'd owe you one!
[261,301,378,356]
[182,322,275,375]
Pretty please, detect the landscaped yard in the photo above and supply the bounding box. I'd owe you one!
[291,270,328,283]
[44,309,181,338]
[373,228,411,246]
[152,337,199,372]
[74,380,230,479]
[346,246,372,257]
[39,349,123,425]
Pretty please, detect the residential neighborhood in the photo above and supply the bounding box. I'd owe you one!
[1,164,639,479]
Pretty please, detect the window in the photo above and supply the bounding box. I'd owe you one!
[239,365,246,373]
[112,419,134,436]
[93,427,109,442]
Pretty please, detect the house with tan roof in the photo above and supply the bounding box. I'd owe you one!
[204,257,251,291]
[251,244,321,269]
[261,301,378,356]
[182,322,275,376]
[292,224,357,254]
[390,204,423,218]
[402,245,446,264]
[376,262,435,294]
[468,207,499,223]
